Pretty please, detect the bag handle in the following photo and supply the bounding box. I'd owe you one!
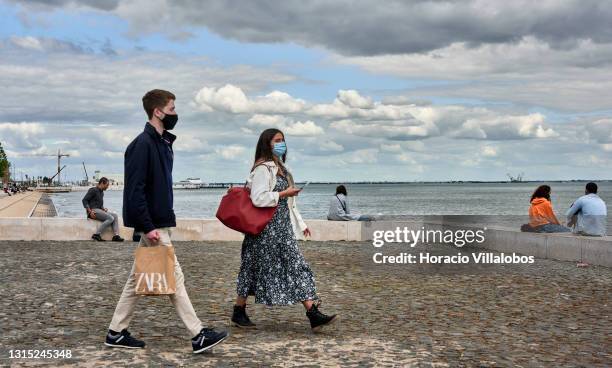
[336,195,347,213]
[244,162,274,191]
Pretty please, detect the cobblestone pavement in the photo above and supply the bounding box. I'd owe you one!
[1,240,610,367]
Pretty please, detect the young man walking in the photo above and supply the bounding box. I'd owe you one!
[104,89,229,353]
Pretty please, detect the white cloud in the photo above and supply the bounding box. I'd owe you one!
[317,139,344,152]
[343,148,379,164]
[0,122,46,149]
[337,37,612,112]
[215,145,246,160]
[194,84,306,114]
[174,135,211,153]
[451,113,558,140]
[10,36,43,51]
[337,89,373,109]
[481,146,498,157]
[585,118,612,144]
[331,119,437,141]
[283,120,324,137]
[380,143,402,153]
[395,152,416,164]
[307,98,408,120]
[247,114,324,137]
[0,37,295,123]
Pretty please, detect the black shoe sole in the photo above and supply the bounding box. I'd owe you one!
[193,334,229,354]
[231,318,256,329]
[311,315,339,333]
[104,342,145,349]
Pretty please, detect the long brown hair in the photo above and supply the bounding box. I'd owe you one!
[251,128,287,171]
[251,128,296,185]
[530,185,551,202]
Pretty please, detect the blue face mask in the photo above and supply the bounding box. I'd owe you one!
[272,141,287,157]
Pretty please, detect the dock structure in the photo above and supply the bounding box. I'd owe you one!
[0,191,57,218]
[0,191,42,218]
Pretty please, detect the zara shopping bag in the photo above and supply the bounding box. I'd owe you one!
[134,245,177,295]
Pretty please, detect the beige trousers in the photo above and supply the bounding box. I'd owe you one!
[108,227,203,337]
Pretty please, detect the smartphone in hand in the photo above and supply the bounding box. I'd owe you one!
[298,181,310,190]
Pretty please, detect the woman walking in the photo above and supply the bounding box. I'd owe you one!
[231,128,337,331]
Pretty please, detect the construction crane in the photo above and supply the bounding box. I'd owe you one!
[48,165,66,183]
[82,162,89,186]
[506,172,525,183]
[29,149,71,185]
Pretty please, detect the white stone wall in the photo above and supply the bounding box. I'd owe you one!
[0,218,609,267]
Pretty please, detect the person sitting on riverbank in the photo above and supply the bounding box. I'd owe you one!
[566,182,607,236]
[82,177,124,242]
[522,185,570,233]
[327,185,374,221]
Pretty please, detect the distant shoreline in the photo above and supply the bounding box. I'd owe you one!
[290,180,612,184]
[50,179,612,190]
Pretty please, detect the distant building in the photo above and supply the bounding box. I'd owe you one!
[92,170,124,186]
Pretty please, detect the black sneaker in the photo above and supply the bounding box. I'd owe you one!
[92,234,104,241]
[112,235,125,242]
[306,302,337,332]
[231,305,256,328]
[192,328,229,354]
[104,329,145,349]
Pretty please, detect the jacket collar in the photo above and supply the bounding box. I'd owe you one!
[144,122,177,144]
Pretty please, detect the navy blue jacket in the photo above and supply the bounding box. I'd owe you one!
[123,123,176,233]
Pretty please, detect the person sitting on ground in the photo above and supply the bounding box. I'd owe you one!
[82,177,124,242]
[524,185,570,233]
[566,182,607,236]
[327,185,374,221]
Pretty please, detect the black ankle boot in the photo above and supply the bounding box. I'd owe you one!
[231,305,256,328]
[306,302,337,331]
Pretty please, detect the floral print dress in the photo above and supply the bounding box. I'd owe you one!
[236,167,318,305]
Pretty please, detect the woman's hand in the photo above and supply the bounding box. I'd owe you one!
[281,187,301,198]
[303,228,311,237]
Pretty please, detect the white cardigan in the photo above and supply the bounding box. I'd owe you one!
[245,160,308,240]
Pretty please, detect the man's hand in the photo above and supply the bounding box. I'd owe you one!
[303,228,311,237]
[146,229,161,243]
[87,209,96,219]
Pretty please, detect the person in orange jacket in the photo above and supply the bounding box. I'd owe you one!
[527,185,571,233]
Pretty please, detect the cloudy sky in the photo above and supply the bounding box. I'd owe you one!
[1,0,611,182]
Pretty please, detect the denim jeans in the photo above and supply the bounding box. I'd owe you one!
[534,223,571,233]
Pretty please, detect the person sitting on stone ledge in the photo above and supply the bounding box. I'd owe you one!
[82,177,124,242]
[327,185,374,221]
[522,185,571,233]
[566,182,607,236]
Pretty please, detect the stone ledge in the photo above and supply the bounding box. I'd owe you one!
[1,218,610,267]
[359,221,612,267]
[0,218,361,242]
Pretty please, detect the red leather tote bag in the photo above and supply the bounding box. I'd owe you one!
[216,164,277,235]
